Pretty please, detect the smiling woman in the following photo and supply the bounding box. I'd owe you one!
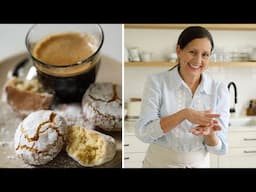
[135,26,230,168]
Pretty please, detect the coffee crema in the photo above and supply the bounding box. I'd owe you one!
[32,32,99,77]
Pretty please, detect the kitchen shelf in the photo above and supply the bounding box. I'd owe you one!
[125,24,256,30]
[125,61,256,67]
[125,62,174,67]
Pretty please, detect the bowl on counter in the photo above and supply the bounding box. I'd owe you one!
[229,116,256,128]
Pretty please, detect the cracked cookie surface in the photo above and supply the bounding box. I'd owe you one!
[14,110,67,165]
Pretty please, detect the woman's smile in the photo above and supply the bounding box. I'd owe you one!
[188,63,202,70]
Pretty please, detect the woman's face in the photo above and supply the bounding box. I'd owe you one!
[176,38,212,78]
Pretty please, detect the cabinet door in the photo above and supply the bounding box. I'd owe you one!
[124,152,145,168]
[124,161,143,168]
[229,131,256,147]
[219,147,256,168]
[124,135,149,153]
[124,152,146,162]
[210,154,218,168]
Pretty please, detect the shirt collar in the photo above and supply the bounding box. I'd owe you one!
[169,66,183,90]
[170,66,212,95]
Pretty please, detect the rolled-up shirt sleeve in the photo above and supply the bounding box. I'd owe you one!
[205,83,230,155]
[135,75,165,143]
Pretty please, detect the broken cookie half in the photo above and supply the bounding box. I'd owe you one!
[5,77,54,118]
[66,125,116,167]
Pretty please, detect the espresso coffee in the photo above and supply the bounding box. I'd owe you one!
[36,64,99,102]
[32,32,101,102]
[33,32,97,66]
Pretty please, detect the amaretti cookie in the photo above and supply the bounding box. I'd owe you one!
[66,125,116,167]
[82,82,122,131]
[5,77,54,118]
[14,110,67,165]
[54,103,86,127]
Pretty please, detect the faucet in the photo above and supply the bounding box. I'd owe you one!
[228,81,237,114]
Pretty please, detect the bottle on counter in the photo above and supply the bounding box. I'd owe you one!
[246,100,256,116]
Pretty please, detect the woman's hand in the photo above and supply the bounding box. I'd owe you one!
[185,109,220,126]
[190,119,222,136]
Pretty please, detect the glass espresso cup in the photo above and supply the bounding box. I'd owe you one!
[25,24,104,103]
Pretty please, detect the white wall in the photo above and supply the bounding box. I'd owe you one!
[125,28,256,116]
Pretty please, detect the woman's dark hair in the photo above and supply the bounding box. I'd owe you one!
[177,26,214,52]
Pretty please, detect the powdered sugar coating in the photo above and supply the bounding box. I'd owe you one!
[53,103,87,127]
[14,110,67,165]
[82,83,122,131]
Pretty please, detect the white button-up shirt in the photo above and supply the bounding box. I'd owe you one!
[135,66,229,155]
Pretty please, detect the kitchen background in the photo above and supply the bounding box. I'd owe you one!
[125,25,256,116]
[124,24,256,168]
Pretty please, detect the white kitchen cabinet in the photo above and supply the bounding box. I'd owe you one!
[217,128,256,168]
[210,154,218,168]
[124,120,256,168]
[218,147,256,168]
[124,120,149,168]
[124,135,149,153]
[124,152,146,168]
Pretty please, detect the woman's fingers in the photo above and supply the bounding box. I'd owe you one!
[199,119,214,126]
[202,127,211,135]
[187,109,220,126]
[190,125,205,135]
[205,113,220,119]
[212,119,218,124]
[213,125,222,131]
[202,110,220,125]
[212,120,222,131]
[198,113,220,126]
[190,121,221,136]
[199,118,213,126]
[190,128,202,136]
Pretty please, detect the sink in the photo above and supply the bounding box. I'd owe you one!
[229,117,256,127]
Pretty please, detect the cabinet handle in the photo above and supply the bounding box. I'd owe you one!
[124,144,130,147]
[243,138,256,141]
[243,150,256,153]
[124,157,130,160]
